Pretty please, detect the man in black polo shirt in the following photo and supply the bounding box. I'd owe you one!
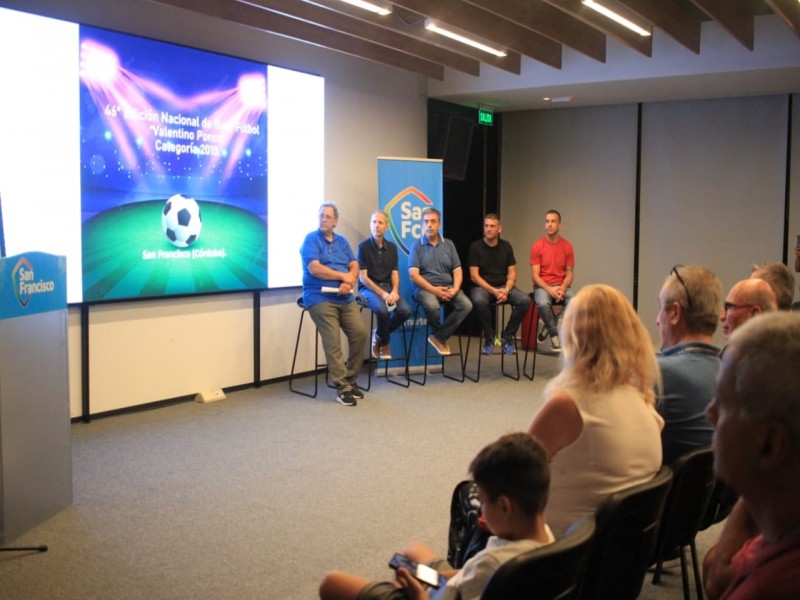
[468,213,531,355]
[357,210,411,359]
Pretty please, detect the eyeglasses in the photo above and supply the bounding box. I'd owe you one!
[723,302,755,313]
[671,265,693,310]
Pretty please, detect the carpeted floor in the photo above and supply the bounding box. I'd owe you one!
[1,347,722,599]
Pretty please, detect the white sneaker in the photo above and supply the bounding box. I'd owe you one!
[550,335,561,352]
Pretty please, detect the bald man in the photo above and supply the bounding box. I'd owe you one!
[720,279,777,341]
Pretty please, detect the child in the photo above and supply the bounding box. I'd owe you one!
[319,432,554,600]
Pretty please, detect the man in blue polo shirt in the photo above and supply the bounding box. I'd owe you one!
[409,207,472,356]
[300,202,368,406]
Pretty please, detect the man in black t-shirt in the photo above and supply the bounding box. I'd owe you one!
[357,210,411,359]
[468,214,531,355]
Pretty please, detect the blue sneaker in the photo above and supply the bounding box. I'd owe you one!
[502,340,516,355]
[482,341,494,355]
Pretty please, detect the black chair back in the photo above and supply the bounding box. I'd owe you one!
[482,514,596,600]
[651,447,716,600]
[579,466,673,600]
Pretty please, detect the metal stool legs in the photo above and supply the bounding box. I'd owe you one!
[463,302,520,382]
[407,303,465,385]
[360,306,411,389]
[289,299,335,397]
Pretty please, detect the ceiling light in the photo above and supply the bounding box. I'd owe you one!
[424,19,507,58]
[337,0,391,16]
[581,0,651,37]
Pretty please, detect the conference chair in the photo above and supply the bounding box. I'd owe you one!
[463,300,520,382]
[651,447,715,600]
[481,515,596,600]
[407,302,465,385]
[579,465,674,600]
[356,295,410,389]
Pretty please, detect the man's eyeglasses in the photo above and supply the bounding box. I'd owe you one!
[671,265,693,310]
[723,302,754,313]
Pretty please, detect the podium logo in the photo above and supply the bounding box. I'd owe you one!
[11,257,56,307]
[384,186,434,255]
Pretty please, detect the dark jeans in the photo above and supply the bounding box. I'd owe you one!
[413,288,472,342]
[360,288,411,344]
[469,286,531,342]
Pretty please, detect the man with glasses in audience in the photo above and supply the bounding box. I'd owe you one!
[720,278,777,342]
[655,265,723,465]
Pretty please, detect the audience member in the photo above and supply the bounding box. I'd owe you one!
[468,214,531,356]
[720,279,777,341]
[655,265,723,465]
[750,261,794,310]
[358,210,411,360]
[530,210,575,351]
[527,284,663,535]
[703,312,800,600]
[300,202,369,407]
[409,207,472,356]
[318,433,554,600]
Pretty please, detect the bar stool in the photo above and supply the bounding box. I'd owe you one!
[463,301,520,382]
[288,297,334,398]
[357,295,410,389]
[407,302,465,385]
[521,297,562,381]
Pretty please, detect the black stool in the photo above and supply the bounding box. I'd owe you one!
[357,296,410,389]
[407,302,465,385]
[463,301,520,382]
[289,297,334,398]
[521,297,562,381]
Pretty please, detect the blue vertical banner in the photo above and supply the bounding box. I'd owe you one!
[377,157,443,369]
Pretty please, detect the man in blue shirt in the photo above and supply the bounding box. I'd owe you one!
[655,264,723,464]
[300,202,368,406]
[408,207,472,356]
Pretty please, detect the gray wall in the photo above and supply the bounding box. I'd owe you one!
[501,95,799,347]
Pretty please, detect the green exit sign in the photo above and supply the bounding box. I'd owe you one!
[478,106,494,126]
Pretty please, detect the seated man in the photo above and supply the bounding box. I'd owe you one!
[720,278,777,342]
[655,265,723,465]
[750,261,794,310]
[300,202,369,407]
[703,312,800,599]
[530,210,575,351]
[358,210,411,359]
[318,432,554,600]
[408,207,472,356]
[468,213,531,356]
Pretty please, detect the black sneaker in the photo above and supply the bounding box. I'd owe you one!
[537,325,549,342]
[336,390,357,406]
[350,383,365,400]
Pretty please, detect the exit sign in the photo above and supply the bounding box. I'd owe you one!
[478,106,494,126]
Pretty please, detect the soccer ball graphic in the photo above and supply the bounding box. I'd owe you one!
[162,194,202,248]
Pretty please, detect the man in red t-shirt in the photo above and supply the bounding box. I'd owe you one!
[530,210,575,351]
[703,312,800,600]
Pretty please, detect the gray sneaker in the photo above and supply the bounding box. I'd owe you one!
[550,335,562,352]
[336,389,357,406]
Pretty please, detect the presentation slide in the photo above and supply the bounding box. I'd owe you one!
[0,7,323,303]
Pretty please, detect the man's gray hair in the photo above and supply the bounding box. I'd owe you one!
[319,202,339,219]
[662,265,723,335]
[729,312,800,443]
[752,261,795,310]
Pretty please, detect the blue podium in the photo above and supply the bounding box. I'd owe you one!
[0,252,72,545]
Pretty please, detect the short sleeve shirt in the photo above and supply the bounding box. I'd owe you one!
[357,237,399,291]
[468,239,516,288]
[408,235,461,291]
[300,229,357,308]
[530,236,575,287]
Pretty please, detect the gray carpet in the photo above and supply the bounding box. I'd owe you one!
[1,348,721,599]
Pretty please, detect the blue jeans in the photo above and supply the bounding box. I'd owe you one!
[413,288,472,342]
[469,286,531,342]
[533,287,574,337]
[360,288,411,345]
[307,300,369,391]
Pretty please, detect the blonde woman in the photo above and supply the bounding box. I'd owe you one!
[527,284,664,535]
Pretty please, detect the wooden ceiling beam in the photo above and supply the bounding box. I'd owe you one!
[544,0,652,56]
[765,0,800,39]
[148,0,444,79]
[389,0,564,69]
[245,0,481,75]
[464,0,607,63]
[614,0,702,54]
[690,0,754,50]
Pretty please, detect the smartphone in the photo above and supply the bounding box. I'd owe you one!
[388,553,444,588]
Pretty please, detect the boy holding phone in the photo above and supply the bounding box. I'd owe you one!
[318,433,554,600]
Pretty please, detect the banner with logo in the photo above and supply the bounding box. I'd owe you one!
[0,252,67,320]
[377,157,443,369]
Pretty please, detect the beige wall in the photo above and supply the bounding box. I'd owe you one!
[501,95,799,348]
